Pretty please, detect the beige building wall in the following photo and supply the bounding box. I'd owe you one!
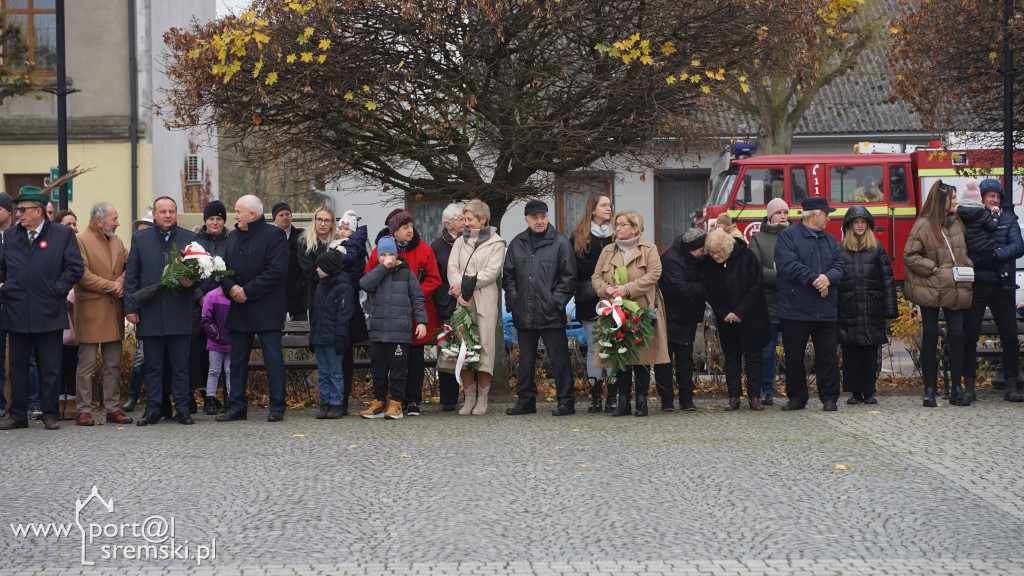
[0,142,153,247]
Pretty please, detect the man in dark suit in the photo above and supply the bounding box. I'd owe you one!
[124,196,199,426]
[0,187,84,430]
[272,202,307,320]
[217,195,289,423]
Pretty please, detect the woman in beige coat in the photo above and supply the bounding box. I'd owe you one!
[904,181,973,408]
[447,199,506,415]
[592,210,669,417]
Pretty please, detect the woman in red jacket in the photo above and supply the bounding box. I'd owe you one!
[365,209,441,416]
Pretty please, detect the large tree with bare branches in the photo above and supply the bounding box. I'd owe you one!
[160,0,773,225]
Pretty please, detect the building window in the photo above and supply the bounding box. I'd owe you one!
[555,171,613,233]
[407,197,449,239]
[2,0,56,73]
[655,169,709,249]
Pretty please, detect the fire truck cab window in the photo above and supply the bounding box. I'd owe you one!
[738,168,784,206]
[830,165,883,204]
[790,168,809,204]
[889,165,909,203]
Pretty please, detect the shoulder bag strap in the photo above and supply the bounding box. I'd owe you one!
[940,231,957,266]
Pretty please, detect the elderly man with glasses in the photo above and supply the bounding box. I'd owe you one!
[0,186,84,430]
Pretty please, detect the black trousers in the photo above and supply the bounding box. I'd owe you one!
[963,281,1018,383]
[718,323,762,399]
[406,343,425,404]
[780,320,840,405]
[370,341,408,403]
[653,339,696,401]
[841,343,879,396]
[60,344,79,397]
[8,331,62,423]
[921,307,963,391]
[438,370,460,407]
[515,327,574,404]
[616,365,651,398]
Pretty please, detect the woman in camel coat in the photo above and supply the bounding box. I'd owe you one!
[592,210,669,417]
[446,199,506,415]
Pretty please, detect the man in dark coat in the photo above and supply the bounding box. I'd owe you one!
[124,196,199,426]
[503,200,577,416]
[0,187,84,430]
[963,179,1024,402]
[774,196,844,412]
[654,228,707,412]
[217,195,289,423]
[272,202,308,321]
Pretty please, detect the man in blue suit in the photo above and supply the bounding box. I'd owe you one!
[216,194,288,423]
[124,196,198,426]
[0,187,84,430]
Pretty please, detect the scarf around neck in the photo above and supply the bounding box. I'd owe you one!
[615,235,640,263]
[591,221,612,239]
[463,226,493,249]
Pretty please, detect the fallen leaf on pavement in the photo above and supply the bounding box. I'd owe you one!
[292,434,305,438]
[833,464,850,470]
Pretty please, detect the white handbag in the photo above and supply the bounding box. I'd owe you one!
[942,231,974,283]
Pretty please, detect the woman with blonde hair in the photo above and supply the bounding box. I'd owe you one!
[837,206,897,405]
[592,210,669,417]
[569,194,615,413]
[701,229,771,411]
[298,205,338,308]
[447,199,506,414]
[903,181,972,407]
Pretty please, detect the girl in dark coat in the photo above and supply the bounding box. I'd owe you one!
[701,229,771,411]
[569,194,615,412]
[837,205,897,405]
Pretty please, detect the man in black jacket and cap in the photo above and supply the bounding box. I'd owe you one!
[503,200,577,416]
[0,187,84,430]
[272,201,308,321]
[217,195,289,422]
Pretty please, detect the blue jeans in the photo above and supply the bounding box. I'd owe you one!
[230,330,286,414]
[759,324,779,395]
[142,335,191,415]
[314,346,346,405]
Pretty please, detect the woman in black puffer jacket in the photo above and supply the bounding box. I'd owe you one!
[837,205,897,405]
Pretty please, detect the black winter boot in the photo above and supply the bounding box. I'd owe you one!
[204,395,221,416]
[603,380,618,413]
[316,404,330,419]
[1005,377,1024,402]
[923,387,937,408]
[611,395,631,416]
[679,391,697,412]
[587,378,602,413]
[327,405,344,419]
[634,395,649,417]
[951,382,970,406]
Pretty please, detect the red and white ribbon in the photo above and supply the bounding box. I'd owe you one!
[437,324,454,344]
[181,243,211,261]
[596,296,626,329]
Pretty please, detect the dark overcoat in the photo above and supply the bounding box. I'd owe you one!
[124,224,198,337]
[221,216,288,332]
[0,220,84,333]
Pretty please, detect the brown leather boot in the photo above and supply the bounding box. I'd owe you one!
[748,396,764,411]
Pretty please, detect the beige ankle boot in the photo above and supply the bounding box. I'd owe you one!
[459,383,478,415]
[472,385,490,415]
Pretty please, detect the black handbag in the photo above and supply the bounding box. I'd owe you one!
[433,290,457,319]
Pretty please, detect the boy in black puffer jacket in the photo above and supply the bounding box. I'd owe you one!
[309,250,354,420]
[358,236,427,420]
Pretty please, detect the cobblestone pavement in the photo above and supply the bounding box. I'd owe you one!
[2,391,1023,576]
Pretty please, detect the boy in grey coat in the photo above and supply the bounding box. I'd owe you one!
[358,236,427,419]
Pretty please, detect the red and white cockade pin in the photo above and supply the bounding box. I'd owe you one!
[39,241,48,249]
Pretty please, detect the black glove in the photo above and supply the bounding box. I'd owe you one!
[335,339,348,356]
[977,251,998,267]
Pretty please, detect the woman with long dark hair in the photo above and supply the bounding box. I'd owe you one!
[903,181,973,407]
[570,194,615,412]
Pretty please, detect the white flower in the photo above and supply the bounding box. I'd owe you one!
[212,255,226,271]
[599,341,612,347]
[599,352,610,359]
[472,345,482,349]
[617,347,627,354]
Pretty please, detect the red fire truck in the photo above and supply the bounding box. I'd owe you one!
[694,143,1024,280]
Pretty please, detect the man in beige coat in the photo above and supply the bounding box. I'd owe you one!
[74,202,132,426]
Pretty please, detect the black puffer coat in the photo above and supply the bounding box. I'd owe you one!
[838,244,898,345]
[658,234,706,344]
[701,237,771,350]
[502,225,576,330]
[572,231,613,321]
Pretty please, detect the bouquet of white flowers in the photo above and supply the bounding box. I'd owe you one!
[160,242,232,295]
[437,305,484,382]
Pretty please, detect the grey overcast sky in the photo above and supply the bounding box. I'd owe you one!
[215,0,252,18]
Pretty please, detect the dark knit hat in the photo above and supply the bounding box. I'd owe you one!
[316,249,345,277]
[680,228,707,252]
[271,202,292,219]
[203,200,226,222]
[0,192,13,214]
[524,199,548,216]
[979,179,1005,199]
[386,209,413,235]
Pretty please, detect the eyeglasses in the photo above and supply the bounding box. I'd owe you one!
[15,206,40,214]
[614,222,633,228]
[708,250,724,257]
[315,218,333,224]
